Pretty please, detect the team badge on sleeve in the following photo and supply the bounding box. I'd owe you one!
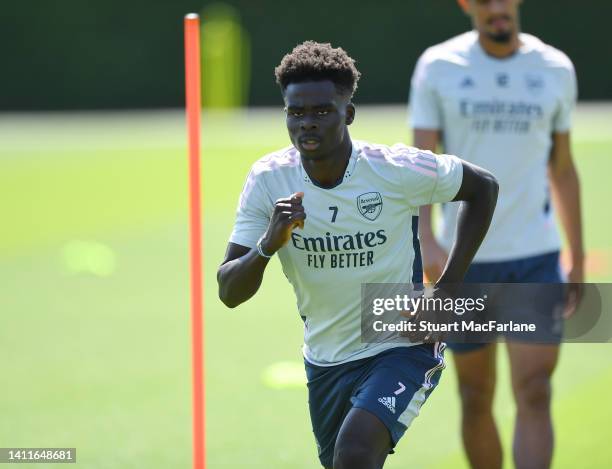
[357,192,383,221]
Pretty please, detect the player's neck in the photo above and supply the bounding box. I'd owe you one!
[478,32,521,59]
[301,135,353,189]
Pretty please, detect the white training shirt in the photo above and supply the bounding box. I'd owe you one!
[410,31,577,261]
[229,141,463,366]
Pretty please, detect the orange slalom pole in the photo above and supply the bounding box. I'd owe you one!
[184,13,204,469]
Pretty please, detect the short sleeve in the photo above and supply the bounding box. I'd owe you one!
[399,149,463,206]
[553,60,578,132]
[430,154,464,204]
[409,51,442,130]
[229,168,272,249]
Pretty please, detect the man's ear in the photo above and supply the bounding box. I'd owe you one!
[346,103,355,125]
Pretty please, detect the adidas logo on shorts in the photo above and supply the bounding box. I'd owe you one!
[378,396,396,414]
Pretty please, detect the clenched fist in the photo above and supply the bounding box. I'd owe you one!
[260,192,306,255]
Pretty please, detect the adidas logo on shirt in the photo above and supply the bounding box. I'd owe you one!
[378,396,396,414]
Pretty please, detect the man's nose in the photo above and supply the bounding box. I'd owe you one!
[300,116,319,131]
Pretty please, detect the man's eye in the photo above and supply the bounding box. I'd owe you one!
[317,110,329,116]
[290,111,303,117]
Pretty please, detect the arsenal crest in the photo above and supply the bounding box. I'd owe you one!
[525,74,544,95]
[357,192,383,221]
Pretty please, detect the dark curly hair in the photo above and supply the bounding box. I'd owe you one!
[274,41,361,97]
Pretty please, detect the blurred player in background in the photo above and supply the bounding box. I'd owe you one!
[409,0,583,468]
[218,41,498,469]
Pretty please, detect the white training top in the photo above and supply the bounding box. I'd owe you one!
[229,141,463,366]
[410,31,577,261]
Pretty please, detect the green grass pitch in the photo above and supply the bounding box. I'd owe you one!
[0,105,610,468]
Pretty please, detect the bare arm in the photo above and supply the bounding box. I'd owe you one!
[548,132,584,316]
[217,243,271,308]
[549,132,584,276]
[438,161,499,284]
[217,192,306,308]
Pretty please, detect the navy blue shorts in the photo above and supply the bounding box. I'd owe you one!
[449,251,564,353]
[305,343,445,468]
